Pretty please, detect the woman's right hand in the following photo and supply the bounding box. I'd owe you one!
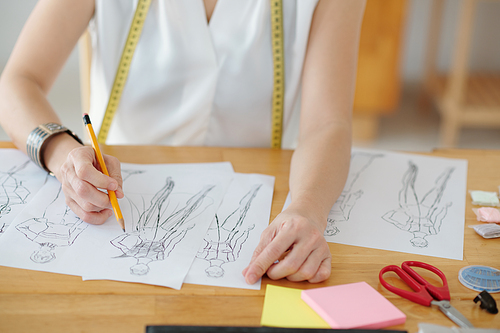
[56,146,124,225]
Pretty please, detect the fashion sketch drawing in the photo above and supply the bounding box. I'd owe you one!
[15,184,87,263]
[0,161,31,233]
[111,176,215,275]
[325,152,383,236]
[382,161,454,248]
[196,184,262,278]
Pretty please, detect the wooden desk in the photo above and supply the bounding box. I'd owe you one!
[0,142,498,332]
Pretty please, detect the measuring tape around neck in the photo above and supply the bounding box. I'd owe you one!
[98,0,284,147]
[270,0,284,149]
[97,0,152,143]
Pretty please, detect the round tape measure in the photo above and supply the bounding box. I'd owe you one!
[98,0,284,148]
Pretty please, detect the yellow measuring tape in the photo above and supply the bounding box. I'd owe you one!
[98,0,284,148]
[270,0,284,149]
[97,0,152,143]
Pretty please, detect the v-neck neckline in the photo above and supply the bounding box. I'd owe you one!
[204,0,220,26]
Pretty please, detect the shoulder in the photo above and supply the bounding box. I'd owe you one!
[310,0,366,30]
[307,0,366,52]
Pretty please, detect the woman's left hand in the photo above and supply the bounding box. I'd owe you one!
[242,206,331,284]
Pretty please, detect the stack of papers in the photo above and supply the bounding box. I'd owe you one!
[0,149,275,290]
[283,148,468,261]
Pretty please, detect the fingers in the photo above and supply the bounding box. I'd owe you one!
[244,223,292,284]
[265,228,331,283]
[62,171,112,213]
[66,196,113,225]
[274,246,331,283]
[58,146,123,225]
[243,214,332,285]
[71,148,119,192]
[307,257,332,283]
[103,154,124,198]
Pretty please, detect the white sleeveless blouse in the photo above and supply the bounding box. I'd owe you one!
[88,0,318,148]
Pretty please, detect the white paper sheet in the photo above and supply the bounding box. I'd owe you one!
[0,162,234,289]
[0,177,88,276]
[81,162,234,289]
[284,148,468,260]
[0,149,48,236]
[184,173,275,290]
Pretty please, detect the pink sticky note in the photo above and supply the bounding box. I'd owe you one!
[301,281,406,329]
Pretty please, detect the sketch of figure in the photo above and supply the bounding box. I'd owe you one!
[325,152,383,236]
[111,177,215,275]
[0,161,31,233]
[196,184,261,278]
[382,161,454,248]
[121,169,146,182]
[16,185,87,263]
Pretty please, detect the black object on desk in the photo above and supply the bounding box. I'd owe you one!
[146,326,407,333]
[474,290,498,314]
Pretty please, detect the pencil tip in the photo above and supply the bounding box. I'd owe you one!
[118,218,125,232]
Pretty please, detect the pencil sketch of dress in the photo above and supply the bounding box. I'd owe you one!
[0,161,31,234]
[382,161,454,248]
[196,184,262,278]
[325,152,383,236]
[15,184,87,263]
[111,177,215,275]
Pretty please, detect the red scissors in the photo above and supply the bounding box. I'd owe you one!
[379,261,474,328]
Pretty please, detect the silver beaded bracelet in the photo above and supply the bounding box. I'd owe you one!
[26,123,83,174]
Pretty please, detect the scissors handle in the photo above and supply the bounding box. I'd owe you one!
[402,261,450,301]
[379,265,434,306]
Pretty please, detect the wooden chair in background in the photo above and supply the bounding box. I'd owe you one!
[422,0,500,147]
[352,0,408,142]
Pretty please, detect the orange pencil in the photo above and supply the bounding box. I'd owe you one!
[83,113,125,232]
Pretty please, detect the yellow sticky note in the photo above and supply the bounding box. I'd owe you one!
[260,284,330,328]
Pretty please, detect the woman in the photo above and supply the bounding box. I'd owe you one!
[0,0,365,285]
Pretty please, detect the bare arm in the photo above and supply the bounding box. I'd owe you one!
[290,0,364,228]
[0,0,123,224]
[0,0,93,151]
[244,0,365,284]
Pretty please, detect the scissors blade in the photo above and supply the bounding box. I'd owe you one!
[431,300,475,328]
